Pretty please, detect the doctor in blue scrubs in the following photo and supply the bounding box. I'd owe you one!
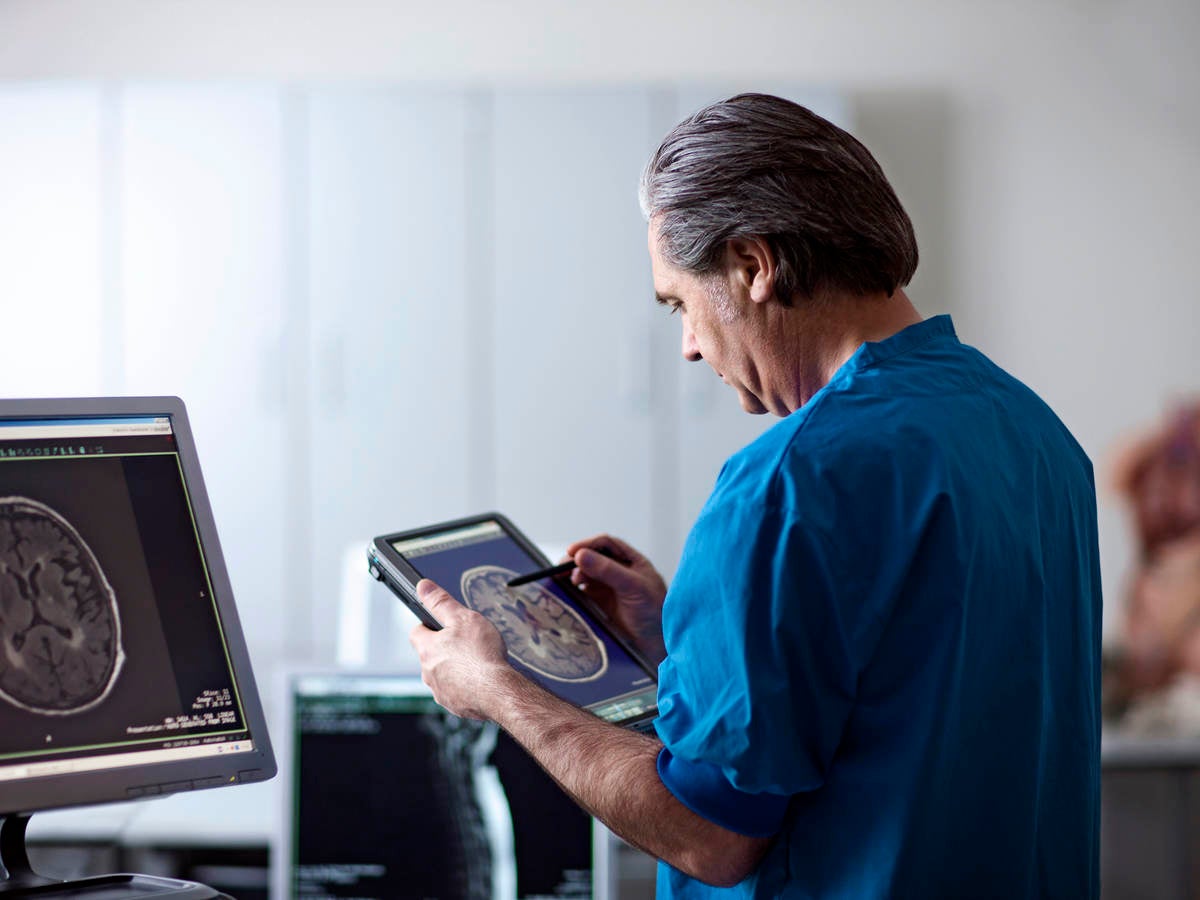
[411,93,1102,899]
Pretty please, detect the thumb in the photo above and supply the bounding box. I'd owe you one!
[417,579,461,621]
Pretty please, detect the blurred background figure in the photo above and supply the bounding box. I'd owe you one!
[1106,400,1200,730]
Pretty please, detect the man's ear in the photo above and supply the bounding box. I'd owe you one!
[723,236,778,305]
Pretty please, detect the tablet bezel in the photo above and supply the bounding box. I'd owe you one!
[367,511,659,731]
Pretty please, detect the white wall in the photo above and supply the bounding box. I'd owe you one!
[3,0,1198,639]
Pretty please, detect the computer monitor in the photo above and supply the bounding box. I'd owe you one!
[276,672,601,900]
[0,396,275,895]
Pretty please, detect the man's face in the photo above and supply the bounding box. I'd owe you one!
[647,222,771,416]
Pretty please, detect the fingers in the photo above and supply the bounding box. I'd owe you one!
[566,533,641,564]
[573,545,642,592]
[409,620,431,656]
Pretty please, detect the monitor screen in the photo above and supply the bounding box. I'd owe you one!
[0,396,275,815]
[280,673,593,900]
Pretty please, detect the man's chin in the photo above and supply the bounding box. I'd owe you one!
[738,394,769,416]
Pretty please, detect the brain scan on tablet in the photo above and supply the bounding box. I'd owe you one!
[460,565,609,683]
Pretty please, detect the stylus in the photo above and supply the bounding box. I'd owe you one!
[507,559,577,586]
[506,547,622,587]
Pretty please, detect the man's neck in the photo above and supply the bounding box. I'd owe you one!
[782,287,923,412]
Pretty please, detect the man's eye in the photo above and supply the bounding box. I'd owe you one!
[669,303,683,316]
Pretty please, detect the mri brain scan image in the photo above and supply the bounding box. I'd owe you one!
[0,497,125,715]
[460,566,607,682]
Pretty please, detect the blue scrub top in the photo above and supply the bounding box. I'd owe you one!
[654,316,1101,899]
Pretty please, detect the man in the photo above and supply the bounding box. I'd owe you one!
[411,94,1101,898]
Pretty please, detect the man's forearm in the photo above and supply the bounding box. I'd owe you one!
[485,667,771,887]
[406,578,771,885]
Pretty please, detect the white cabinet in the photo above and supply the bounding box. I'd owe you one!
[490,88,663,558]
[0,80,845,667]
[305,89,475,659]
[0,86,106,398]
[118,85,288,676]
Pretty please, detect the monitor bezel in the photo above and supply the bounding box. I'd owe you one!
[0,395,276,816]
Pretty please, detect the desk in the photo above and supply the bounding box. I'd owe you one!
[26,782,278,848]
[28,744,1195,900]
[26,801,143,845]
[119,782,277,848]
[1102,733,1200,768]
[25,783,278,898]
[1101,733,1200,900]
[22,779,664,900]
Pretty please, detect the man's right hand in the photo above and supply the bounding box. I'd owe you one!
[566,534,668,666]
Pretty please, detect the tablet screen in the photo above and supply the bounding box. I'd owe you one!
[390,519,657,728]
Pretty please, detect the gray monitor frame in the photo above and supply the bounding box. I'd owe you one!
[0,395,276,817]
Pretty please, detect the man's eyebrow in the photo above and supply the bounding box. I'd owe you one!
[654,292,675,306]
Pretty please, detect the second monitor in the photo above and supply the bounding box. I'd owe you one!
[278,672,596,900]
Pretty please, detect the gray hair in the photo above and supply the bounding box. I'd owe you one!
[639,93,918,304]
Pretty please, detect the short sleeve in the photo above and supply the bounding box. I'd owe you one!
[653,476,857,799]
[656,746,790,837]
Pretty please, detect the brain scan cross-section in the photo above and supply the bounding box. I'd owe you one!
[0,497,125,716]
[460,566,608,683]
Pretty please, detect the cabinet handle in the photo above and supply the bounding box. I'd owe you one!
[621,324,653,416]
[318,333,346,414]
[258,331,285,414]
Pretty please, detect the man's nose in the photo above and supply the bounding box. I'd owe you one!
[681,321,702,362]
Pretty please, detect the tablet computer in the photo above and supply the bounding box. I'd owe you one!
[367,513,658,732]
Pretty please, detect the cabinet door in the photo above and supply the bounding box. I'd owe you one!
[0,86,105,397]
[119,85,287,675]
[306,89,473,658]
[491,89,661,558]
[659,85,852,570]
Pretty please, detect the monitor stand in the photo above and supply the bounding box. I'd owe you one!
[0,815,231,898]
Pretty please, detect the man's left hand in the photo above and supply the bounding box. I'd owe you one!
[408,579,511,720]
